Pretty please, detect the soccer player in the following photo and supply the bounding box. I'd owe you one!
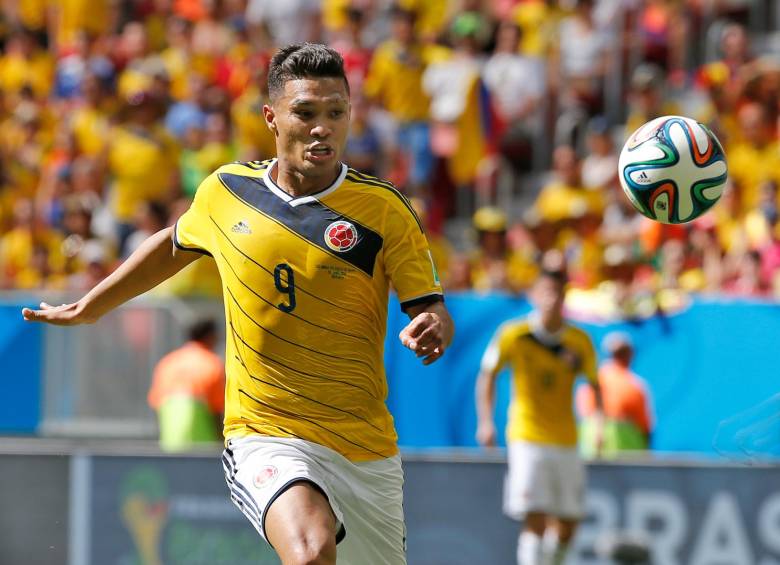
[475,265,601,565]
[23,43,454,565]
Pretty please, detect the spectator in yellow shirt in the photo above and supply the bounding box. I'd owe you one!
[0,28,53,101]
[469,206,538,293]
[726,102,780,217]
[535,145,605,224]
[70,72,111,157]
[0,199,65,289]
[364,6,434,194]
[107,91,179,254]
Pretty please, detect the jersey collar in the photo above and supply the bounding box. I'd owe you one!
[264,158,348,208]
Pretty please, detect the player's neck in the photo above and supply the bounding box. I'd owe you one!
[271,159,342,198]
[532,312,564,335]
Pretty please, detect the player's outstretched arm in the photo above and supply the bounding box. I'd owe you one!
[399,300,454,366]
[22,227,200,326]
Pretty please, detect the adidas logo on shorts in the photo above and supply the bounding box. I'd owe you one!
[232,220,252,234]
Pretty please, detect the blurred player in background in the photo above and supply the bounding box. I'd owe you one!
[147,317,225,452]
[476,259,601,565]
[23,43,454,565]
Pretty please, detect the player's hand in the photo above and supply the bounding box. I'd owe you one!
[21,301,95,326]
[476,420,497,448]
[399,305,453,365]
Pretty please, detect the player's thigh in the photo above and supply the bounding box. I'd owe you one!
[265,481,338,564]
[335,455,406,565]
[551,447,587,521]
[222,438,346,555]
[504,441,554,520]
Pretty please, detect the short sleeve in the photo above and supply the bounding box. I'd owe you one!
[174,172,218,256]
[480,326,510,374]
[382,198,443,311]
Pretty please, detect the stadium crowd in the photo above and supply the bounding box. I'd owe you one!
[0,0,778,320]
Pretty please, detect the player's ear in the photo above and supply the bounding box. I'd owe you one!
[262,104,278,136]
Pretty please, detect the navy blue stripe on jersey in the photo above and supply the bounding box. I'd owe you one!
[234,159,272,171]
[346,170,424,233]
[400,293,444,312]
[209,215,373,323]
[172,220,214,257]
[522,332,565,356]
[218,172,383,276]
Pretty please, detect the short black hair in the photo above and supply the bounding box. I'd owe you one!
[188,318,217,343]
[267,43,349,101]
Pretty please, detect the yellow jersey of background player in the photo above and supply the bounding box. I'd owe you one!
[481,313,597,447]
[175,158,442,461]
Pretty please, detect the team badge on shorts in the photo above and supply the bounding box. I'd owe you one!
[324,221,358,252]
[253,465,278,489]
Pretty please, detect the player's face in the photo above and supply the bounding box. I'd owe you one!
[264,77,350,178]
[531,276,565,319]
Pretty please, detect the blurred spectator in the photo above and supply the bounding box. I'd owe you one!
[245,0,321,46]
[636,0,686,73]
[423,11,492,191]
[581,117,617,192]
[125,201,170,258]
[469,206,537,293]
[165,73,209,140]
[726,102,780,217]
[0,199,65,289]
[331,6,373,93]
[723,249,771,297]
[552,0,611,122]
[624,63,680,136]
[483,19,544,170]
[364,6,434,195]
[69,71,112,157]
[577,332,654,458]
[535,145,605,224]
[410,196,452,285]
[107,90,179,254]
[60,195,113,276]
[345,96,383,176]
[230,53,276,161]
[148,318,225,452]
[509,0,561,59]
[0,28,53,101]
[483,21,545,129]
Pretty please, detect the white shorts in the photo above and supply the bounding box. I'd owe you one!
[503,440,586,521]
[222,436,406,565]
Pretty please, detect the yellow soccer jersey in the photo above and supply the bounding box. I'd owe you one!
[482,317,597,447]
[175,159,443,461]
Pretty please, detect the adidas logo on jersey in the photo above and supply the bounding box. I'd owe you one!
[232,220,252,234]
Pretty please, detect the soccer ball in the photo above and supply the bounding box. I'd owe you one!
[618,115,728,224]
